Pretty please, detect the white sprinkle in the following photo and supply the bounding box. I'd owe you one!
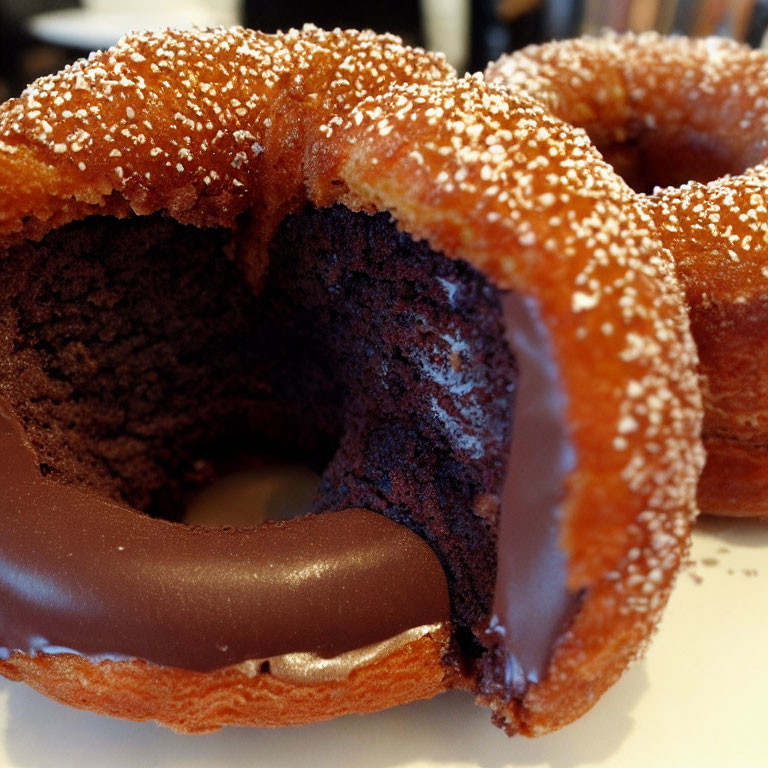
[572,291,599,311]
[618,415,639,434]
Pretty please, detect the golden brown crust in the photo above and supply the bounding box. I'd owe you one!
[0,629,455,733]
[658,177,768,518]
[484,33,768,181]
[0,26,702,735]
[487,33,768,518]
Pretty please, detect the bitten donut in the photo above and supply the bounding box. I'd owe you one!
[0,26,702,736]
[487,33,768,517]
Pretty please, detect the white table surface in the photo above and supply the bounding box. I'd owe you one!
[0,516,766,768]
[26,7,241,52]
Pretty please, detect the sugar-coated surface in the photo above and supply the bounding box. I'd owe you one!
[487,32,768,518]
[487,32,768,299]
[0,26,702,734]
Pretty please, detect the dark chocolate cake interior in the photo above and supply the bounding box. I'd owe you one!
[0,204,516,636]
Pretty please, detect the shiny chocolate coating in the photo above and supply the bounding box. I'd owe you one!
[0,401,450,671]
[485,292,579,693]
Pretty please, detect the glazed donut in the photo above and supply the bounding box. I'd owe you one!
[0,26,702,736]
[487,33,768,518]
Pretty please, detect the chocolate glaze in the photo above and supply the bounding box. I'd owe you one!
[483,292,579,695]
[0,401,450,671]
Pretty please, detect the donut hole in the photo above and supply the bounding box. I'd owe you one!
[184,464,320,526]
[0,205,516,631]
[591,124,750,193]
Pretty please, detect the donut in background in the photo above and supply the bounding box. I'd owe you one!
[487,32,768,517]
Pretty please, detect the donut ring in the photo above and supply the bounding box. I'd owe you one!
[0,26,702,736]
[487,32,768,518]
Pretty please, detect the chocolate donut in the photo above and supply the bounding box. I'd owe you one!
[0,26,702,736]
[486,32,768,517]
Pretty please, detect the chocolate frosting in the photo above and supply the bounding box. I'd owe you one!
[0,401,450,671]
[485,292,579,693]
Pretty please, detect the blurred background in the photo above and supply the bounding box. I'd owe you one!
[2,0,768,100]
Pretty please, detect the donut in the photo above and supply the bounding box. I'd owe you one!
[486,32,768,518]
[0,26,702,736]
